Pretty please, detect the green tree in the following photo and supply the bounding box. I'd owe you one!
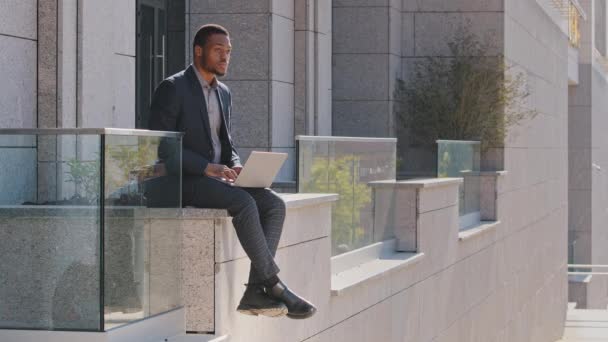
[394,25,537,152]
[65,158,100,203]
[105,138,159,195]
[302,155,372,254]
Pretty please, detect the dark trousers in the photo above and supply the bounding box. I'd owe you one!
[184,176,285,283]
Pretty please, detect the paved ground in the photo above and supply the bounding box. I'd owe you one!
[558,308,608,341]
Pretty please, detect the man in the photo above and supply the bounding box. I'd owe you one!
[148,24,316,319]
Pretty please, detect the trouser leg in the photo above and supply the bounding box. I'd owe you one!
[186,177,280,281]
[242,188,286,284]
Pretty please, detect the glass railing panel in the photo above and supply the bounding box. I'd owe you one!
[297,136,397,256]
[0,133,102,331]
[103,133,182,329]
[437,140,481,229]
[0,128,183,333]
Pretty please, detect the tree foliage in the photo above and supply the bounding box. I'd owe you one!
[302,155,372,254]
[394,26,538,151]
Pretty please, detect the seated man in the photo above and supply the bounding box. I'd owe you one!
[148,23,316,319]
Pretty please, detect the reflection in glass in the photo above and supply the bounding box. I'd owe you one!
[297,136,396,256]
[437,140,481,229]
[103,134,182,329]
[0,134,101,331]
[0,130,182,332]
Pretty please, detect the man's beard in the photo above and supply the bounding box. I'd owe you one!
[201,55,226,77]
[213,68,226,77]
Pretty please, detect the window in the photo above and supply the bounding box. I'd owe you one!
[136,0,185,129]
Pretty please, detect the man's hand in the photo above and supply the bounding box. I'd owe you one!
[205,163,238,181]
[232,166,243,175]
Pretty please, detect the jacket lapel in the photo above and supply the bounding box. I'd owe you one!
[185,65,213,145]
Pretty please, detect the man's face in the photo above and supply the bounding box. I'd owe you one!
[198,33,231,77]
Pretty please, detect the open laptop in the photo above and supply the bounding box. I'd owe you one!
[212,151,288,188]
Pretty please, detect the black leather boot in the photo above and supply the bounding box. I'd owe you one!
[236,284,288,317]
[265,280,316,319]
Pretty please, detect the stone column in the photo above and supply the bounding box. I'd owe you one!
[479,171,507,221]
[0,1,37,205]
[188,0,298,181]
[332,0,402,138]
[294,0,332,137]
[37,0,59,203]
[370,178,462,252]
[77,0,136,129]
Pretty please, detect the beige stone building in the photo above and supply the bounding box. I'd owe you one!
[0,0,606,341]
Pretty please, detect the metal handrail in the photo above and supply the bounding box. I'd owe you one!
[569,264,608,268]
[568,264,608,276]
[569,272,608,275]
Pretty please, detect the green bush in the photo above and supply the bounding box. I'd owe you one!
[394,26,537,152]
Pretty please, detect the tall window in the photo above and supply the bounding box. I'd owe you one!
[136,0,185,129]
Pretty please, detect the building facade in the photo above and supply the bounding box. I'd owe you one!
[567,0,608,310]
[1,0,604,341]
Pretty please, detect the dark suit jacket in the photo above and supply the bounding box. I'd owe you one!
[148,64,242,175]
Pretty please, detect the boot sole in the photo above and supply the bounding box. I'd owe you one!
[286,308,317,320]
[237,306,288,317]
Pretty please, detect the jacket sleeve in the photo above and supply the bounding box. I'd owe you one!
[149,80,211,175]
[227,91,243,168]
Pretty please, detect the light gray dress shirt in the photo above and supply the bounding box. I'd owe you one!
[195,68,222,164]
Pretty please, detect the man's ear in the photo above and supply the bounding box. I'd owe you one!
[194,45,203,57]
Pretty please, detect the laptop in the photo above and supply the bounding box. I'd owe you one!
[212,151,288,188]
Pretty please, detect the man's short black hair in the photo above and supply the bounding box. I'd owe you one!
[193,24,229,49]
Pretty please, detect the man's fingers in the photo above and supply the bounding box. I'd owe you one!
[228,169,238,180]
[223,168,238,180]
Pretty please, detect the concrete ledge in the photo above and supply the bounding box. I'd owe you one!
[458,220,501,241]
[280,193,339,208]
[479,171,508,176]
[368,177,463,189]
[0,205,182,219]
[331,252,425,296]
[181,193,338,218]
[330,240,425,296]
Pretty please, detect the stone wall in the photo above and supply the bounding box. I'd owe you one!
[0,0,37,129]
[1,0,137,204]
[0,206,182,330]
[503,0,569,340]
[78,0,136,129]
[332,0,402,138]
[568,0,608,309]
[0,1,38,205]
[208,172,564,341]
